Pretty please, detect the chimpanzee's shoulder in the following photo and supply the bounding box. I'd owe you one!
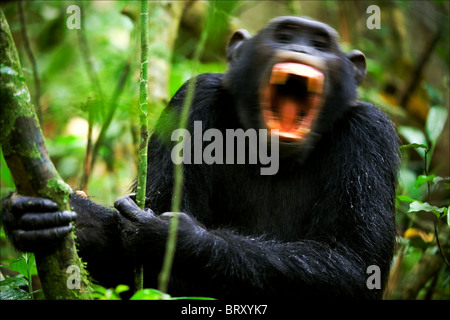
[168,73,226,108]
[340,101,399,155]
[195,73,226,87]
[351,101,396,129]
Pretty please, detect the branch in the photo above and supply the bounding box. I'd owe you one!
[0,9,91,300]
[134,0,150,292]
[18,0,42,124]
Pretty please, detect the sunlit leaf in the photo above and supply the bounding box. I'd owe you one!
[130,288,171,300]
[0,287,31,300]
[426,106,448,146]
[396,195,416,203]
[8,256,28,277]
[415,174,436,188]
[115,284,130,295]
[399,143,428,150]
[433,176,450,186]
[171,296,216,300]
[447,207,450,227]
[398,126,427,158]
[409,201,446,218]
[0,276,29,287]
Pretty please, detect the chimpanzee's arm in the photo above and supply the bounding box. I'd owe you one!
[114,193,383,299]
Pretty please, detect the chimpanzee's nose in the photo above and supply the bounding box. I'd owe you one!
[284,44,314,55]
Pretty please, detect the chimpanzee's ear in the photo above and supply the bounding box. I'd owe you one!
[347,50,366,86]
[226,29,252,65]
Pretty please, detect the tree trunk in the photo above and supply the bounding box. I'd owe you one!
[147,1,183,108]
[0,9,91,300]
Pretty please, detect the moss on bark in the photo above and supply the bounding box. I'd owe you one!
[0,9,92,300]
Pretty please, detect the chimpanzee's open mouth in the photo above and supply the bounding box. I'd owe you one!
[261,62,325,141]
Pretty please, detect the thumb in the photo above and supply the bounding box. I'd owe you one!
[114,194,149,222]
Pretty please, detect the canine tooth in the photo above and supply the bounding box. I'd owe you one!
[270,70,289,85]
[296,128,311,135]
[307,77,324,94]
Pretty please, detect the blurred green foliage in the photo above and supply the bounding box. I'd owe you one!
[0,0,449,300]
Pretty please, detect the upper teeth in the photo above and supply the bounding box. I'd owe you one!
[270,63,324,94]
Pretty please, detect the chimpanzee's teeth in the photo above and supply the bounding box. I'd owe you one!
[270,70,290,85]
[307,78,324,94]
[270,63,324,94]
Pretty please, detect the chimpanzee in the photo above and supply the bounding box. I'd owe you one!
[2,17,399,299]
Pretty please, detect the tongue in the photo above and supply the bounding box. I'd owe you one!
[278,96,299,132]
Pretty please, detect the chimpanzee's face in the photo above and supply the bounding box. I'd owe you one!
[225,16,366,155]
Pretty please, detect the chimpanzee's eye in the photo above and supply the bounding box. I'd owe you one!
[274,23,299,44]
[311,35,329,51]
[275,31,292,43]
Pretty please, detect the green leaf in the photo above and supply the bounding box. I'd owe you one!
[432,176,450,186]
[0,276,29,288]
[398,167,422,199]
[415,174,436,188]
[115,284,130,295]
[171,296,216,300]
[25,253,37,276]
[398,126,428,158]
[409,201,446,218]
[8,253,38,277]
[90,284,124,300]
[426,106,448,146]
[447,206,450,227]
[130,288,171,300]
[400,143,428,150]
[0,287,31,300]
[8,256,28,277]
[397,195,417,203]
[90,284,107,299]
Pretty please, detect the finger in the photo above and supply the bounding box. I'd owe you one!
[13,225,73,243]
[114,195,142,221]
[114,195,139,212]
[114,195,154,222]
[20,211,77,229]
[160,212,183,221]
[160,212,195,225]
[160,212,204,234]
[11,195,59,214]
[119,193,151,209]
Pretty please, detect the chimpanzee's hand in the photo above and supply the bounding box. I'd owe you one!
[1,193,77,252]
[113,194,205,255]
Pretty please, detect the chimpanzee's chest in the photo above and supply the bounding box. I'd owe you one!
[207,162,324,241]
